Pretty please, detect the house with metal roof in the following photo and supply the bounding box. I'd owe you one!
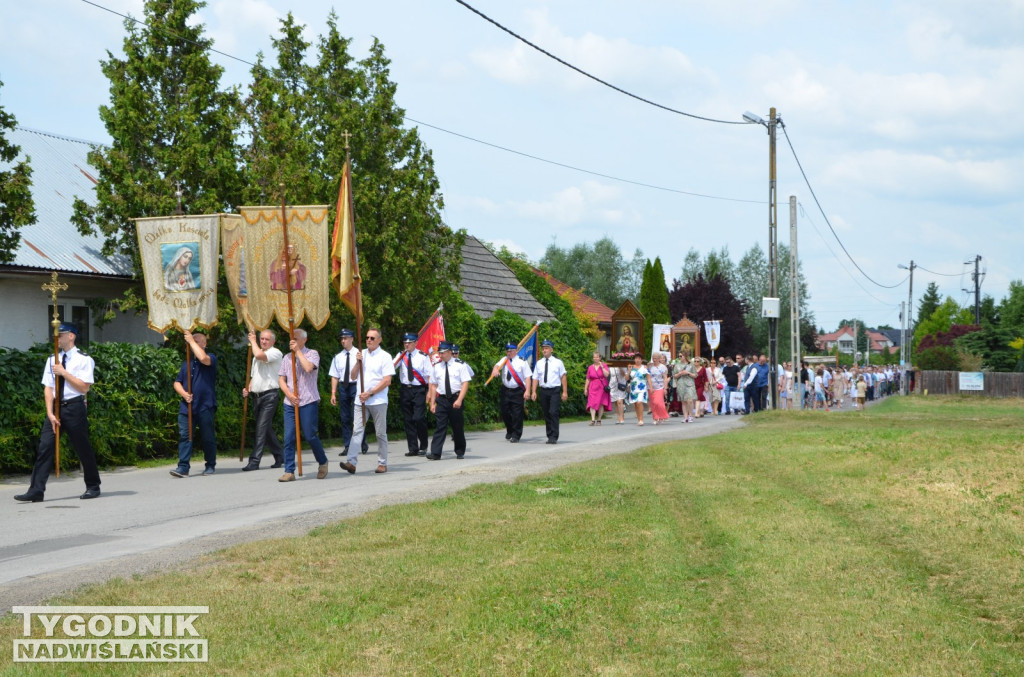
[0,127,155,350]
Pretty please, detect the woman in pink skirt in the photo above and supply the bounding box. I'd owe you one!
[585,351,611,425]
[648,353,670,424]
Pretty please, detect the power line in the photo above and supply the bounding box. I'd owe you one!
[782,126,904,290]
[406,117,762,204]
[916,264,963,277]
[452,0,745,126]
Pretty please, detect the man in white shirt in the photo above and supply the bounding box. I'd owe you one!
[242,329,284,471]
[530,340,568,444]
[427,341,472,459]
[490,342,532,443]
[15,322,101,502]
[396,332,433,457]
[328,329,366,457]
[340,327,395,474]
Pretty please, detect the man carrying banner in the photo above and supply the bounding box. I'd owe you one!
[277,329,328,482]
[340,327,395,474]
[170,331,218,478]
[490,342,532,444]
[329,329,366,457]
[427,341,472,460]
[531,340,568,445]
[15,323,102,502]
[241,329,284,471]
[397,332,432,457]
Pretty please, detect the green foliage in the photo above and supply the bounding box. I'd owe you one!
[0,78,36,263]
[998,280,1024,337]
[915,345,961,371]
[913,297,974,351]
[639,257,670,354]
[954,325,1021,372]
[538,236,643,308]
[916,282,941,327]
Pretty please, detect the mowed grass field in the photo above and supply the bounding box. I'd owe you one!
[2,396,1023,675]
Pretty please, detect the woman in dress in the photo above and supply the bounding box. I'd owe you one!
[708,358,723,415]
[648,353,670,424]
[778,361,790,410]
[608,363,629,424]
[673,351,698,423]
[627,353,652,425]
[584,351,611,425]
[694,358,708,418]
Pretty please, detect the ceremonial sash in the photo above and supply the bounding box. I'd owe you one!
[505,362,526,389]
[406,353,428,386]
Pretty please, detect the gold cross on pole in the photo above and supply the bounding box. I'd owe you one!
[341,129,352,151]
[42,272,68,337]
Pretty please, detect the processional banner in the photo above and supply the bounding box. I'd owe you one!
[703,320,722,355]
[220,214,248,324]
[134,214,223,334]
[238,205,331,331]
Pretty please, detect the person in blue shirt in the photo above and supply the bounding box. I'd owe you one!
[170,330,218,478]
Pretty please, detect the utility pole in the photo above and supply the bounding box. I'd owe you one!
[789,196,800,402]
[970,255,982,324]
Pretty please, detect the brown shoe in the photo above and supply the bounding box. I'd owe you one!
[375,465,387,474]
[278,473,295,482]
[317,463,328,479]
[340,461,356,474]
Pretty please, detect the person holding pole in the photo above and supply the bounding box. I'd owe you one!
[170,330,218,478]
[490,342,531,443]
[241,329,284,471]
[277,329,328,482]
[396,332,432,457]
[15,323,102,502]
[339,327,394,474]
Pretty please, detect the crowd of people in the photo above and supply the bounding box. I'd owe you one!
[13,322,911,503]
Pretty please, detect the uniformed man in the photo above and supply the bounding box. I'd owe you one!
[396,332,432,457]
[15,323,102,502]
[328,329,366,457]
[490,342,532,443]
[530,339,568,444]
[452,344,475,378]
[426,341,471,460]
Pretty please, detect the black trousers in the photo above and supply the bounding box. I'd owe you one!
[539,387,561,441]
[400,385,429,452]
[430,395,465,457]
[249,390,283,465]
[499,386,525,440]
[30,398,100,495]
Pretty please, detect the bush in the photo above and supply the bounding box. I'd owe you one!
[915,345,961,371]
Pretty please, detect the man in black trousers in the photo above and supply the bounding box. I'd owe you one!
[530,340,568,444]
[426,341,472,460]
[15,323,101,502]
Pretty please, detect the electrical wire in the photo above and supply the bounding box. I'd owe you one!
[452,0,745,126]
[782,126,904,290]
[916,264,964,277]
[405,117,762,204]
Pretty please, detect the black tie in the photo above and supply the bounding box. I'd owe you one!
[406,353,412,383]
[505,365,512,383]
[343,352,350,384]
[544,358,549,386]
[444,361,451,395]
[57,353,67,402]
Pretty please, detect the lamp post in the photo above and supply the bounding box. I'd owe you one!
[743,108,781,409]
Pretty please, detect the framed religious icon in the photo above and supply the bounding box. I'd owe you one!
[610,299,645,365]
[671,315,700,360]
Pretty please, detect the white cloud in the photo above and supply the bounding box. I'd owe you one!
[206,0,290,56]
[513,181,626,225]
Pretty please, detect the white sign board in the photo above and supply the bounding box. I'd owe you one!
[958,372,984,391]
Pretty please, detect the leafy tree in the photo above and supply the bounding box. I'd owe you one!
[913,297,974,350]
[668,273,753,357]
[916,282,941,327]
[997,280,1024,337]
[915,345,960,371]
[678,246,733,284]
[954,325,1019,372]
[538,236,642,308]
[73,0,243,266]
[0,79,35,263]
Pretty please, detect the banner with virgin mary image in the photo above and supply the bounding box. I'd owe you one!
[238,205,331,331]
[135,214,223,334]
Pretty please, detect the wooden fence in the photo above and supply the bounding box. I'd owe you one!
[916,371,1024,398]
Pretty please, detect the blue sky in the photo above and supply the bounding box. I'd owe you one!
[3,0,1022,331]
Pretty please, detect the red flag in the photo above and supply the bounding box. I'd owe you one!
[417,311,446,364]
[331,159,362,326]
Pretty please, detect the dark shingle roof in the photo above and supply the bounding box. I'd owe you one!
[459,236,554,323]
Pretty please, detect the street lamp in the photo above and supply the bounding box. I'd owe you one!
[744,108,782,409]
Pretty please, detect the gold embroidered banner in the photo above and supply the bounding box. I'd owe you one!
[238,205,331,331]
[134,214,223,334]
[220,214,248,325]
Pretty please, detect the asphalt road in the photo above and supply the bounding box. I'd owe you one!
[1,413,744,610]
